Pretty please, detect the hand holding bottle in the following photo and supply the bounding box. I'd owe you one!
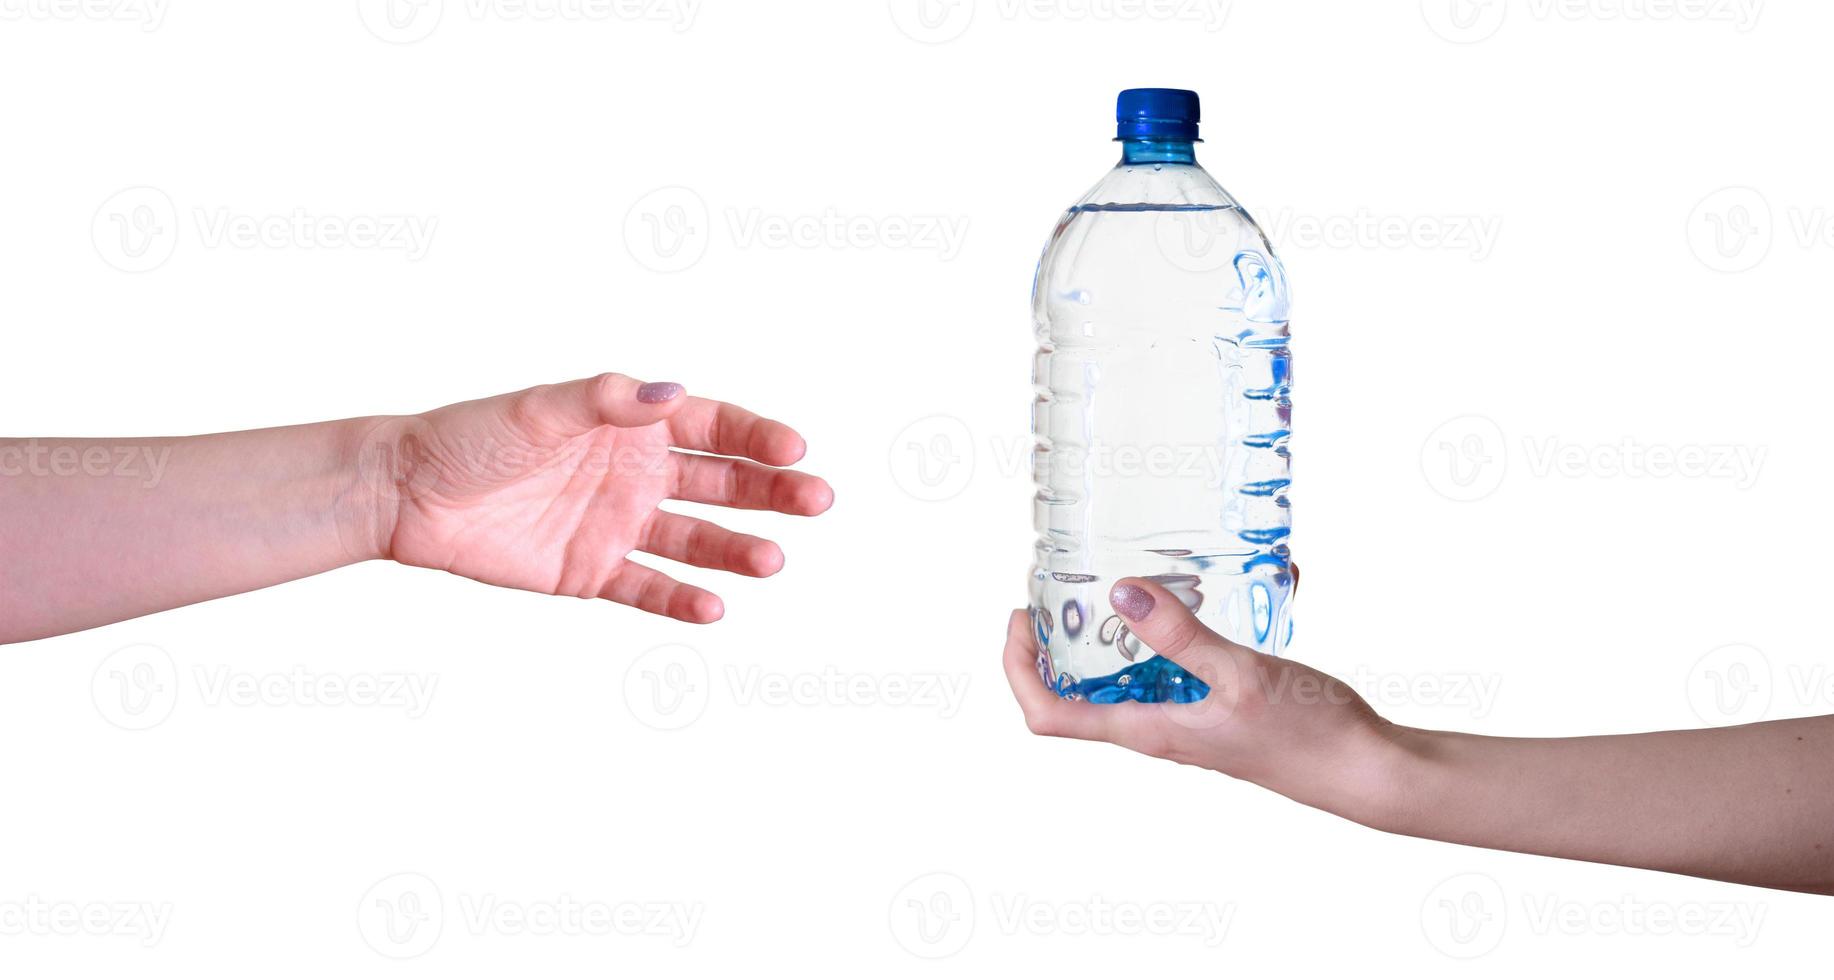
[1003,574,1834,894]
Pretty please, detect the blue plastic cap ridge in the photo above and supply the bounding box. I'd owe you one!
[1115,88,1201,141]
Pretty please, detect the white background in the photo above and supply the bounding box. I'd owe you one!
[1,0,1829,974]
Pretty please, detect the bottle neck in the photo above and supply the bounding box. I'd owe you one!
[1119,138,1197,166]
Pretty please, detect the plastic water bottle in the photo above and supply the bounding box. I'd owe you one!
[1029,88,1293,703]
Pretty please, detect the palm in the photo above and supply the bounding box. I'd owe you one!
[373,374,831,623]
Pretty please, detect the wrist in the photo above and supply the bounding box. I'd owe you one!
[1308,720,1441,833]
[330,415,411,564]
[1339,724,1456,835]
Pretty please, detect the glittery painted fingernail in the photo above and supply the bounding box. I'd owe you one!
[637,382,683,403]
[1109,582,1155,620]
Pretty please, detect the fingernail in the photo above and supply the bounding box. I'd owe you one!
[637,382,683,403]
[1110,582,1154,620]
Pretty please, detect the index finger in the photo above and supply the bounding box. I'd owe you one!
[667,397,806,467]
[1001,609,1115,743]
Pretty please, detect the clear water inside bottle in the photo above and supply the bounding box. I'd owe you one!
[1030,153,1293,703]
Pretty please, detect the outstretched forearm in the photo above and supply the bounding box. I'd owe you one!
[0,421,385,644]
[1366,716,1834,894]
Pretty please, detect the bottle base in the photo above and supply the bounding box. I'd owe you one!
[1041,653,1212,704]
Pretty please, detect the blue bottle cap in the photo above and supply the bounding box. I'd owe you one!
[1115,88,1201,141]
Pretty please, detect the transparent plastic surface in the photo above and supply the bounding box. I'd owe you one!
[1029,147,1293,703]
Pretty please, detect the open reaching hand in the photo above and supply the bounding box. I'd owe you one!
[361,373,833,623]
[1,373,831,643]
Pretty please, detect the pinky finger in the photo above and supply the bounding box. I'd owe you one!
[602,561,724,624]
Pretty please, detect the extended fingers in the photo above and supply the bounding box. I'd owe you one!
[670,453,834,516]
[508,373,687,437]
[668,397,806,467]
[639,511,784,578]
[600,561,724,624]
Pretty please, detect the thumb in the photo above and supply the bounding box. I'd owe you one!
[514,373,687,435]
[1108,577,1257,688]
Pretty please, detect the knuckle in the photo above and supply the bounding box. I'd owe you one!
[1156,615,1204,656]
[505,388,548,431]
[588,372,624,401]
